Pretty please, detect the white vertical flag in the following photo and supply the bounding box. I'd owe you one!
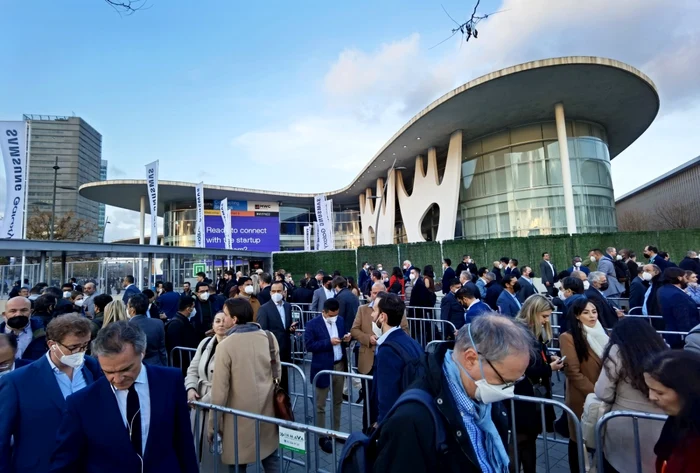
[194,182,205,248]
[314,194,333,251]
[313,222,320,250]
[0,122,27,240]
[303,225,311,251]
[145,160,159,245]
[219,198,233,250]
[325,199,335,250]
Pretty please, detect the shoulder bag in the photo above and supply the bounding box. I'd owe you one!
[265,331,295,421]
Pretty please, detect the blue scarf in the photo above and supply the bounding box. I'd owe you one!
[443,350,509,473]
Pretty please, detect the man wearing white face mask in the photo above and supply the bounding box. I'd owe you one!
[372,314,532,473]
[0,314,102,473]
[233,277,261,321]
[257,281,296,394]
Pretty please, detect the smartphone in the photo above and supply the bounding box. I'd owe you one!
[558,356,567,363]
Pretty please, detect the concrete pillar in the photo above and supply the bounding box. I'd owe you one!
[39,251,46,282]
[60,252,67,284]
[554,103,578,234]
[139,195,146,245]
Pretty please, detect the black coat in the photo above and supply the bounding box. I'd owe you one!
[165,313,199,354]
[372,342,509,473]
[257,285,271,305]
[408,279,436,318]
[680,257,700,276]
[442,267,457,294]
[440,292,466,331]
[456,262,477,277]
[291,287,313,304]
[485,282,504,311]
[510,338,555,435]
[628,277,647,315]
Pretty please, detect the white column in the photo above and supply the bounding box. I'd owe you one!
[554,103,578,234]
[139,195,146,245]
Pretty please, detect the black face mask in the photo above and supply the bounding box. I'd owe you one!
[512,283,521,292]
[7,315,29,330]
[599,282,609,291]
[643,252,651,259]
[529,272,536,278]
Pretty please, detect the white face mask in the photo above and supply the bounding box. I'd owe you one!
[377,267,383,271]
[454,351,515,404]
[199,292,210,301]
[498,264,504,269]
[189,308,197,320]
[63,291,72,299]
[74,299,84,307]
[559,290,568,300]
[590,256,597,262]
[53,345,85,369]
[325,316,338,324]
[271,293,284,304]
[583,281,591,290]
[616,255,623,261]
[642,272,653,281]
[575,262,582,268]
[409,273,417,281]
[244,285,254,295]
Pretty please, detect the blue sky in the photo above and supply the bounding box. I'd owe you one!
[1,0,699,240]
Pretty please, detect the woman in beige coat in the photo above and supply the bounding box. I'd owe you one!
[209,298,280,472]
[186,311,230,470]
[594,318,667,473]
[561,297,607,473]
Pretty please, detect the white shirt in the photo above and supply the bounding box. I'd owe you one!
[324,288,334,300]
[275,302,286,328]
[323,318,343,362]
[5,323,32,359]
[545,260,555,275]
[112,364,151,455]
[376,326,401,346]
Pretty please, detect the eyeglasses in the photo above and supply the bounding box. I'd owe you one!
[480,353,525,389]
[57,341,90,354]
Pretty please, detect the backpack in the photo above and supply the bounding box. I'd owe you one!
[612,260,630,282]
[380,339,423,391]
[337,388,447,473]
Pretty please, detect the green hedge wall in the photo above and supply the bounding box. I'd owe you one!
[272,229,700,281]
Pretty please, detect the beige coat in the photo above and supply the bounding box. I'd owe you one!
[234,295,261,321]
[209,325,279,465]
[594,345,665,473]
[350,304,410,374]
[560,332,602,441]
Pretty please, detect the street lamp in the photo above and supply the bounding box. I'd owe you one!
[49,156,77,241]
[102,217,111,242]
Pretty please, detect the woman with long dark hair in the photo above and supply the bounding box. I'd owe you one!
[594,317,668,473]
[644,350,700,473]
[388,267,405,297]
[560,296,608,473]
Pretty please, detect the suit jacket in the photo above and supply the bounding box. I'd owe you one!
[497,290,521,317]
[440,292,466,331]
[129,315,168,366]
[456,262,477,276]
[257,300,293,361]
[658,285,700,348]
[584,288,619,329]
[310,287,329,313]
[506,267,521,280]
[516,277,536,303]
[291,287,314,304]
[335,288,360,333]
[157,291,181,319]
[539,260,557,285]
[462,281,480,299]
[121,284,140,305]
[679,257,700,276]
[304,314,347,389]
[49,365,198,473]
[628,277,647,314]
[350,305,409,374]
[466,300,492,323]
[358,269,370,293]
[165,314,199,376]
[475,278,487,299]
[0,355,102,473]
[597,255,625,297]
[441,267,456,294]
[650,255,670,272]
[485,282,504,311]
[0,318,47,362]
[257,285,271,305]
[567,265,590,276]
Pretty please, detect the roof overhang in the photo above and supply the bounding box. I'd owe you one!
[80,56,658,213]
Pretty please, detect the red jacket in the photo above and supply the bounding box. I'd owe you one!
[655,417,700,473]
[389,275,405,295]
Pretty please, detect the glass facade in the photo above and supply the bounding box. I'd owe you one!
[458,120,616,239]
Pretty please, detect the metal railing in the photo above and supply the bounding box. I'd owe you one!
[311,369,373,435]
[406,317,457,345]
[170,346,197,370]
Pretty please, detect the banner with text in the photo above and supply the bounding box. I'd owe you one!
[194,182,205,248]
[314,194,333,251]
[204,200,280,252]
[303,225,311,251]
[325,198,335,250]
[313,222,319,250]
[145,160,159,245]
[219,198,233,250]
[0,122,27,239]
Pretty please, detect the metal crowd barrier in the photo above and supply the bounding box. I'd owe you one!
[170,346,197,370]
[406,317,457,346]
[405,305,441,320]
[190,400,349,473]
[594,410,667,473]
[311,369,373,433]
[281,361,311,425]
[291,329,308,364]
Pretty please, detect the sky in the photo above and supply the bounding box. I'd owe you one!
[1,0,699,241]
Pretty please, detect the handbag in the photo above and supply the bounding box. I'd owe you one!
[581,393,612,448]
[265,331,295,422]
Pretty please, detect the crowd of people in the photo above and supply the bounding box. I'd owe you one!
[0,244,699,473]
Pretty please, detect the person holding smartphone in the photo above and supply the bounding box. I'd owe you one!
[512,295,564,473]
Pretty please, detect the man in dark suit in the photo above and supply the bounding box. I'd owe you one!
[440,279,466,332]
[516,266,537,303]
[566,256,590,276]
[292,278,314,304]
[164,296,199,376]
[679,250,700,276]
[0,314,102,473]
[485,273,504,311]
[156,282,181,320]
[585,271,624,329]
[257,281,297,393]
[644,245,671,272]
[506,259,521,280]
[441,259,456,295]
[497,274,522,317]
[257,272,272,304]
[457,286,492,324]
[332,276,360,333]
[127,293,168,366]
[121,275,140,305]
[311,275,333,313]
[181,282,193,298]
[358,262,371,295]
[539,252,557,297]
[456,255,477,277]
[0,296,47,362]
[49,321,198,473]
[658,267,700,348]
[628,266,647,314]
[305,299,350,453]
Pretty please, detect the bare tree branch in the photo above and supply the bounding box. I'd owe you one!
[431,1,509,48]
[26,207,99,241]
[653,201,695,229]
[617,211,647,232]
[104,0,150,15]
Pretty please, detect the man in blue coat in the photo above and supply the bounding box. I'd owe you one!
[332,276,360,333]
[49,321,198,473]
[0,314,101,473]
[1,296,47,362]
[458,286,492,324]
[121,275,140,305]
[497,274,522,317]
[127,294,168,367]
[155,282,181,320]
[305,299,350,454]
[440,278,466,332]
[658,267,700,348]
[441,259,456,294]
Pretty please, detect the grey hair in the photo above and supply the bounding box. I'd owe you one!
[589,271,606,285]
[92,320,147,357]
[455,314,535,362]
[485,272,496,281]
[460,270,471,280]
[687,250,697,258]
[606,247,616,254]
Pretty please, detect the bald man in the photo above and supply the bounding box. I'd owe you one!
[0,297,47,362]
[82,282,98,319]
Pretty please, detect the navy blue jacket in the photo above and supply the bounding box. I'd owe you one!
[129,315,168,366]
[485,282,504,311]
[567,265,590,276]
[0,318,47,362]
[49,365,198,473]
[497,290,521,317]
[334,288,360,333]
[628,277,647,315]
[304,315,347,389]
[358,269,370,294]
[440,292,466,331]
[0,355,102,473]
[373,328,423,423]
[658,285,700,348]
[465,300,492,324]
[121,284,140,305]
[156,291,181,319]
[441,267,456,294]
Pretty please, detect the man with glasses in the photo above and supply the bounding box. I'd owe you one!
[1,296,47,362]
[372,314,533,473]
[0,314,102,473]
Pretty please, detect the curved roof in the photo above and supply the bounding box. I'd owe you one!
[81,56,659,215]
